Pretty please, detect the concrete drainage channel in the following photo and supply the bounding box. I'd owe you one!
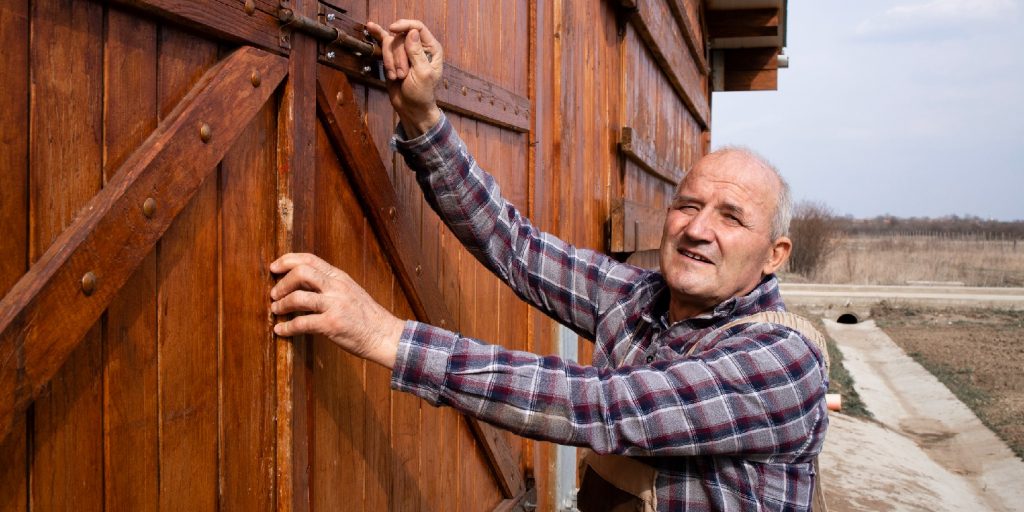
[818,318,1024,511]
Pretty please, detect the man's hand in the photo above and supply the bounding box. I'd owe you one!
[366,19,444,137]
[270,253,405,369]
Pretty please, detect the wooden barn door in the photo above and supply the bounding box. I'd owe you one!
[0,0,531,510]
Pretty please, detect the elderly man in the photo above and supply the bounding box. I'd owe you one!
[270,19,829,512]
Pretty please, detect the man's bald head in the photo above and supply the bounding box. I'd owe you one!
[681,146,792,240]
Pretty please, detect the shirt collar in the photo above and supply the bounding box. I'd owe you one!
[642,274,784,329]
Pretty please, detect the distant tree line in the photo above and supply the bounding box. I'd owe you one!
[833,215,1024,239]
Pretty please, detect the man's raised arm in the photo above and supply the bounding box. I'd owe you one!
[366,20,647,341]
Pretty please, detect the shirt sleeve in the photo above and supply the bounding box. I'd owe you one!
[392,115,646,341]
[392,319,827,460]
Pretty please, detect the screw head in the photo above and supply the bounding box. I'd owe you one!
[326,51,336,60]
[362,65,372,74]
[243,0,255,15]
[199,123,212,143]
[461,86,467,96]
[81,272,97,296]
[201,124,216,145]
[336,91,345,106]
[250,71,261,87]
[142,197,157,218]
[415,265,422,276]
[326,13,336,21]
[387,206,396,220]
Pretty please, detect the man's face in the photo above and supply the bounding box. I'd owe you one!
[658,151,790,321]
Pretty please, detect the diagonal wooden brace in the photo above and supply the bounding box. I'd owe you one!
[0,46,289,443]
[315,71,527,500]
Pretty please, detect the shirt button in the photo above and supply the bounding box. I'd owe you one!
[646,355,655,363]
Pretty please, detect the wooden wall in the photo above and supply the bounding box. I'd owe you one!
[0,0,711,510]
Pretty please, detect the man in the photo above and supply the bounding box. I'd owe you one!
[270,19,828,511]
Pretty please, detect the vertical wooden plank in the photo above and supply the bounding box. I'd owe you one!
[155,26,220,512]
[389,293,422,512]
[0,2,29,510]
[311,123,367,512]
[220,97,278,512]
[276,1,318,509]
[362,86,395,512]
[102,8,159,511]
[28,0,104,509]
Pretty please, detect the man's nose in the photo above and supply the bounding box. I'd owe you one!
[682,210,714,243]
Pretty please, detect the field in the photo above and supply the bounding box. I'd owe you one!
[871,303,1024,459]
[805,234,1024,287]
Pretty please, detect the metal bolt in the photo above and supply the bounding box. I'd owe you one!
[81,272,97,296]
[326,51,336,60]
[142,197,157,218]
[362,65,372,74]
[250,71,261,87]
[199,123,212,143]
[326,13,336,21]
[387,206,396,220]
[363,29,371,38]
[415,265,422,276]
[354,51,363,57]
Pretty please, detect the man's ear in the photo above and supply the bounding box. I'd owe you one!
[763,236,792,276]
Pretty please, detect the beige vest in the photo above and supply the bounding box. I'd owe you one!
[579,311,831,512]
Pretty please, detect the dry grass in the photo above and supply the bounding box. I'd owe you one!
[812,235,1024,287]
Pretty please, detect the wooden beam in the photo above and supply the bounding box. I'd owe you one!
[109,0,283,53]
[619,126,686,185]
[721,48,779,91]
[627,0,710,127]
[0,46,288,442]
[609,198,665,253]
[707,8,779,40]
[315,72,526,499]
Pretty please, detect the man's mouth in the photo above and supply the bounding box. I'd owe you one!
[677,247,714,264]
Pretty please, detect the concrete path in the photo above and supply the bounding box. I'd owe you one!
[781,283,1024,310]
[818,320,1024,511]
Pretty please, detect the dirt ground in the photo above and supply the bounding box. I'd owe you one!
[871,303,1024,459]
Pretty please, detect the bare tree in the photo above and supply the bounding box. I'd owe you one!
[787,201,841,278]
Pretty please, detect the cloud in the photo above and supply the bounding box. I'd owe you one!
[855,0,1018,41]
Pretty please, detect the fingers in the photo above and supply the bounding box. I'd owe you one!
[404,29,430,70]
[270,264,328,301]
[365,22,397,80]
[271,290,323,315]
[274,313,324,337]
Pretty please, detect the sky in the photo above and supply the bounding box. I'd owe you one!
[711,0,1024,221]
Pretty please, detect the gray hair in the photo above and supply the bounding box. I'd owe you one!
[687,146,792,240]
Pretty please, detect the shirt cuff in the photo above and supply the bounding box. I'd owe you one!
[390,320,458,405]
[390,112,456,173]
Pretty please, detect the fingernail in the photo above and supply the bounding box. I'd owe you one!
[387,70,396,80]
[410,30,420,42]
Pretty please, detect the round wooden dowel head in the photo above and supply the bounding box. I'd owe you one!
[199,123,212,143]
[251,71,262,87]
[244,0,256,15]
[142,197,157,218]
[336,91,345,106]
[81,272,97,296]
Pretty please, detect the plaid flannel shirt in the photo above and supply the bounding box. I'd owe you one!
[390,114,829,511]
